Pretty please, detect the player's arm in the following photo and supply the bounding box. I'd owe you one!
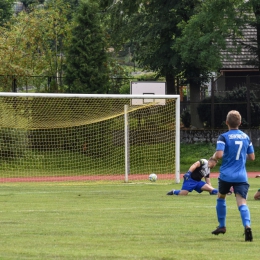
[188,161,200,172]
[247,153,255,161]
[213,135,225,161]
[213,151,223,161]
[204,176,211,186]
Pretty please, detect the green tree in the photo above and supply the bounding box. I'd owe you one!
[248,0,260,69]
[64,0,110,94]
[101,0,202,94]
[177,0,260,73]
[0,0,14,26]
[45,0,80,18]
[0,0,72,92]
[174,0,260,128]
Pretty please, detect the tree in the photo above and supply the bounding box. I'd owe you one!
[247,0,260,70]
[177,0,260,74]
[0,0,14,26]
[0,0,72,92]
[173,0,260,127]
[64,0,110,94]
[101,0,202,94]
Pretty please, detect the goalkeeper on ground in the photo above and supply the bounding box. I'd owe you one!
[166,157,219,196]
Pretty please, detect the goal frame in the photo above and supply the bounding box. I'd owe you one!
[0,92,180,183]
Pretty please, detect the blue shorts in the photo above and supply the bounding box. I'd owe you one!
[218,178,249,199]
[181,177,206,193]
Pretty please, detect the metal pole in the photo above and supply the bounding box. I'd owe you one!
[124,105,129,182]
[175,96,180,183]
[211,77,215,129]
[246,76,251,127]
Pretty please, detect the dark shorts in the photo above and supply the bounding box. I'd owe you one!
[182,177,206,193]
[218,178,249,199]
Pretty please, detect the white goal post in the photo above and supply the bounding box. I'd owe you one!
[0,93,180,183]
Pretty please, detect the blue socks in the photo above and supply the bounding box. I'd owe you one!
[210,189,218,195]
[173,190,180,195]
[216,198,226,227]
[216,200,251,228]
[239,204,251,227]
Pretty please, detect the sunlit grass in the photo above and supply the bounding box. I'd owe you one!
[0,179,260,259]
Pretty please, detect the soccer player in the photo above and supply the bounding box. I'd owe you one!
[211,110,255,242]
[166,157,219,196]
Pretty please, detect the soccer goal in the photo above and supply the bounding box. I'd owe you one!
[0,93,180,183]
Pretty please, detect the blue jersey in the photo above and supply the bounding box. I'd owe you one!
[216,129,254,182]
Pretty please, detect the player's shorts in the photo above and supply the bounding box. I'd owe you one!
[181,177,206,193]
[218,178,249,199]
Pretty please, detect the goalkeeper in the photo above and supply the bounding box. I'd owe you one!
[166,157,219,196]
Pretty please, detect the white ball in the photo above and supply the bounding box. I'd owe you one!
[149,173,157,182]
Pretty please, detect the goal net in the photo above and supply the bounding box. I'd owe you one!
[0,93,180,183]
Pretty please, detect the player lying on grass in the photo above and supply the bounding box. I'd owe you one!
[166,157,220,196]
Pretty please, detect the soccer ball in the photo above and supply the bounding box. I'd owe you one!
[149,173,157,182]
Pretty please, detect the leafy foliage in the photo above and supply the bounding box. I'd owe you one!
[64,0,110,93]
[177,0,260,72]
[0,0,14,26]
[102,0,203,93]
[0,0,72,84]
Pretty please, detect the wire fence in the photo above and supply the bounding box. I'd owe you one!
[1,74,260,128]
[179,75,260,129]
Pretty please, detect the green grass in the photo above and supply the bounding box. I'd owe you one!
[1,179,260,259]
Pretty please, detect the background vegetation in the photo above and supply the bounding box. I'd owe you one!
[0,0,259,94]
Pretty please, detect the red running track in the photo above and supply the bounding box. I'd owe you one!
[0,172,259,183]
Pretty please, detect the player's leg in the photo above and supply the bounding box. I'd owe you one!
[200,183,218,195]
[166,189,189,195]
[166,178,194,195]
[212,179,230,235]
[234,183,252,241]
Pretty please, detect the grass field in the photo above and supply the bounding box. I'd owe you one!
[1,177,260,260]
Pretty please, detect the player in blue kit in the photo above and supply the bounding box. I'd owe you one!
[211,110,255,241]
[166,157,219,196]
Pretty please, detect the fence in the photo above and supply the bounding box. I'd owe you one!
[178,75,260,129]
[0,75,134,94]
[1,74,260,128]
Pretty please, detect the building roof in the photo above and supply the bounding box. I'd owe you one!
[221,24,258,70]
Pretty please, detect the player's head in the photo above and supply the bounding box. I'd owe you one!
[208,157,218,168]
[226,110,241,129]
